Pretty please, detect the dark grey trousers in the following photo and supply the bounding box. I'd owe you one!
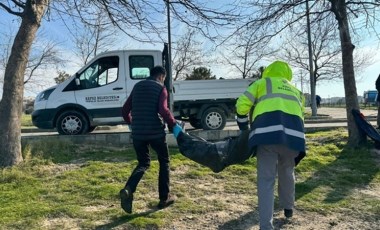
[256,144,298,230]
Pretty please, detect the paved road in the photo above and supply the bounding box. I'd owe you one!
[22,107,379,137]
[303,107,377,129]
[305,107,377,119]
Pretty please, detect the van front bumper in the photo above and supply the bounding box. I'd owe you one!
[31,109,56,129]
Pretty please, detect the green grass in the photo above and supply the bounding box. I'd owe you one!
[296,130,380,214]
[21,114,34,127]
[1,129,379,229]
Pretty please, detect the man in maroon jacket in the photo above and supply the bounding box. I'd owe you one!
[120,66,182,213]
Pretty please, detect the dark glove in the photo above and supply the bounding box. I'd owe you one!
[236,114,249,131]
[295,151,306,166]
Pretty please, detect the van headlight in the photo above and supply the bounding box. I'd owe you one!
[36,88,55,102]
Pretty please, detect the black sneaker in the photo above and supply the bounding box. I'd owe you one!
[120,188,133,213]
[157,194,176,209]
[284,209,293,218]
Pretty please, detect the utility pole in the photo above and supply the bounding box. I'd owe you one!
[165,0,174,112]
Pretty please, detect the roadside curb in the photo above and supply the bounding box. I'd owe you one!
[21,126,347,147]
[21,125,125,133]
[21,118,374,134]
[305,117,376,124]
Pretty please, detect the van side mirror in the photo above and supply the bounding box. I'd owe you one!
[75,75,80,86]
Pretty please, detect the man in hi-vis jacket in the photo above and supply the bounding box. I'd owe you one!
[236,61,306,230]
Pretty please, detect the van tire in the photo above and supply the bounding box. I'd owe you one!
[201,107,226,130]
[56,110,89,135]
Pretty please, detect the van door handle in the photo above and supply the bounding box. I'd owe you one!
[113,87,123,90]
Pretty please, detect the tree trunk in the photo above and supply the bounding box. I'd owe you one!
[334,0,366,146]
[0,0,49,167]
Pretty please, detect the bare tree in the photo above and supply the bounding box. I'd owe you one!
[68,11,118,65]
[0,0,241,167]
[283,14,373,110]
[223,29,277,79]
[172,29,204,81]
[0,0,50,167]
[24,39,64,84]
[239,0,380,146]
[284,18,341,84]
[0,28,64,93]
[53,0,241,43]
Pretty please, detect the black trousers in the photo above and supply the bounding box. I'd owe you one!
[125,136,170,201]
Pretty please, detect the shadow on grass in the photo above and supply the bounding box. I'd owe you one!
[23,139,139,164]
[218,210,258,230]
[218,208,291,230]
[94,209,158,230]
[296,144,379,204]
[23,138,186,166]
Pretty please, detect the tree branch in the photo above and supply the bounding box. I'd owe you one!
[0,3,23,16]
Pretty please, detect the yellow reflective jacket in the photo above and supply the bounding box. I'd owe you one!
[236,61,306,154]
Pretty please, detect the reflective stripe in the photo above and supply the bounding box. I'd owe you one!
[244,91,256,104]
[258,93,302,106]
[236,117,248,122]
[257,78,301,106]
[249,124,305,139]
[266,78,272,94]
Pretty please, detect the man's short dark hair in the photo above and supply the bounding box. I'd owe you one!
[151,66,166,78]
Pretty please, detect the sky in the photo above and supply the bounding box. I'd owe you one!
[1,2,380,100]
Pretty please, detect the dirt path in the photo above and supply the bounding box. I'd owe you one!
[165,194,379,230]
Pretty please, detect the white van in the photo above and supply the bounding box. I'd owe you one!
[32,47,253,135]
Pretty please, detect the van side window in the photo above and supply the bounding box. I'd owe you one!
[78,56,119,89]
[129,55,154,79]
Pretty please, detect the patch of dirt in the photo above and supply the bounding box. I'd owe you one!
[168,208,380,230]
[164,165,380,230]
[41,218,82,230]
[38,163,82,174]
[39,161,379,230]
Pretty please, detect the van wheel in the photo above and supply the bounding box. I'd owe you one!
[56,110,88,135]
[201,107,226,130]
